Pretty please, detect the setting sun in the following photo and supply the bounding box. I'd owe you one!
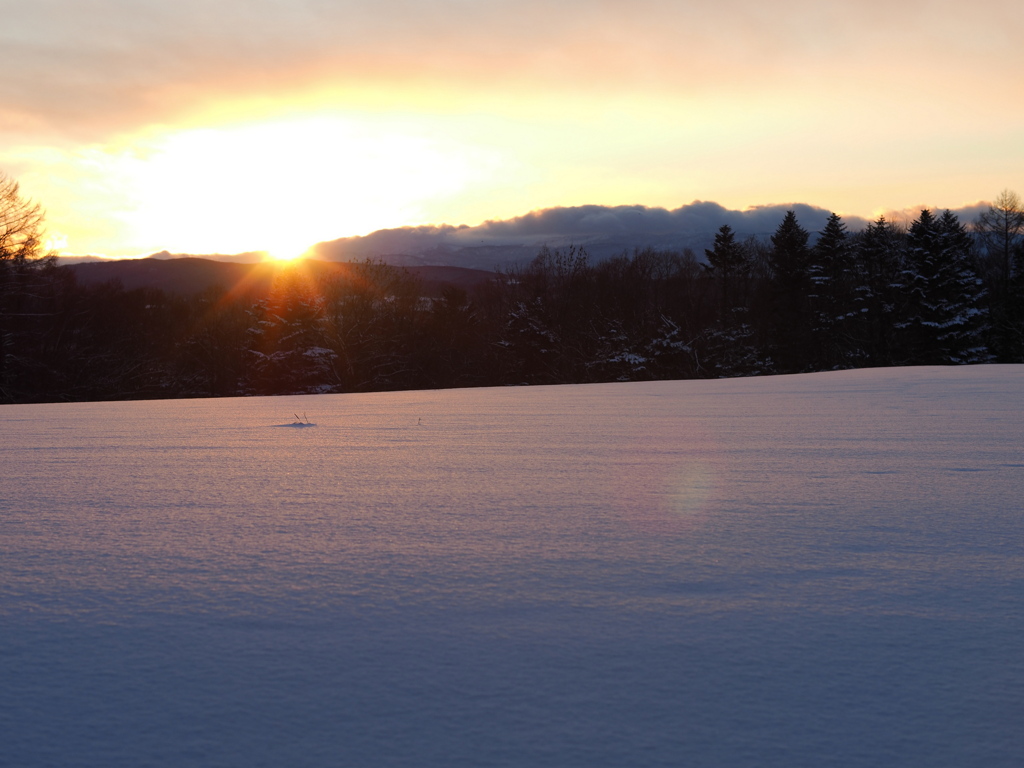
[264,248,307,262]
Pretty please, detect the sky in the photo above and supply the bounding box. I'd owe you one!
[2,0,1023,259]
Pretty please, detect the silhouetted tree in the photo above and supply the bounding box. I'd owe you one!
[767,211,813,372]
[704,225,751,323]
[243,268,339,394]
[319,259,424,391]
[974,190,1024,288]
[901,209,988,364]
[851,216,905,365]
[0,172,62,401]
[808,213,858,368]
[176,286,253,396]
[1007,242,1024,361]
[974,190,1024,361]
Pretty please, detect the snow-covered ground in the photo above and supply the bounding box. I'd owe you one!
[2,366,1022,767]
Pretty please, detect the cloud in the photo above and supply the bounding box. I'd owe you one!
[310,198,997,269]
[310,201,872,268]
[5,1,1022,139]
[466,201,868,243]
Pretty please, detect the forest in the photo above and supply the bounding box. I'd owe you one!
[2,178,1023,403]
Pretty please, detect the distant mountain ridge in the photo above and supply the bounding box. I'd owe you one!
[65,258,495,297]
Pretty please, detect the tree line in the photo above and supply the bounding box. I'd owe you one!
[2,174,1023,404]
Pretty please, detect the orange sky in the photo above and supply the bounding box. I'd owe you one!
[3,0,1022,258]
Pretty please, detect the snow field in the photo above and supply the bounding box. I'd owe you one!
[1,366,1022,767]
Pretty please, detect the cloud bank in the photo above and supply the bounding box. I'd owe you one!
[308,199,1000,270]
[309,201,874,268]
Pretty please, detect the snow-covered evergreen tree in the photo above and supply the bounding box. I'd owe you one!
[901,209,989,364]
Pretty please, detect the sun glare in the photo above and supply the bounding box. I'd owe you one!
[113,115,486,257]
[264,246,309,263]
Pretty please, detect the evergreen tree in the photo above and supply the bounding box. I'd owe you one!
[934,209,990,363]
[900,208,940,362]
[703,225,765,373]
[704,224,750,323]
[808,213,857,368]
[901,209,989,364]
[767,211,813,372]
[851,216,905,365]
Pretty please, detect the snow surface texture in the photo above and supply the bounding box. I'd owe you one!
[1,366,1022,768]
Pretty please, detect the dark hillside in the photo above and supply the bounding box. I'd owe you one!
[65,258,496,298]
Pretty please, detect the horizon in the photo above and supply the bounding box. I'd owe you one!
[51,197,996,265]
[4,2,1022,260]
